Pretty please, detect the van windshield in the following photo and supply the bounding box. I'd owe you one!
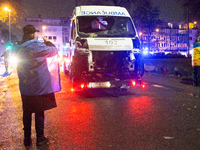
[77,16,136,38]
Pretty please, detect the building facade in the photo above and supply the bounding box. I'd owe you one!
[23,16,70,57]
[24,17,200,57]
[140,21,200,56]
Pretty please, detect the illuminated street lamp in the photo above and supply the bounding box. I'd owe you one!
[42,26,46,30]
[194,21,197,28]
[4,7,11,44]
[156,29,159,51]
[168,23,172,51]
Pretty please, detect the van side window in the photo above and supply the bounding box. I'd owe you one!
[71,19,76,40]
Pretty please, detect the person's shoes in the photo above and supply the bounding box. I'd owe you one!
[24,138,32,146]
[36,136,49,146]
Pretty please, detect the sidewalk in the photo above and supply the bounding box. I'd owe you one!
[0,68,51,150]
[0,68,25,150]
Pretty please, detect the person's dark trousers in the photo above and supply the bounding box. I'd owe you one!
[23,111,32,140]
[193,66,200,86]
[35,111,45,141]
[23,111,45,140]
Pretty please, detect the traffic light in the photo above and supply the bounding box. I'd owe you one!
[63,43,70,49]
[63,44,67,49]
[6,44,12,50]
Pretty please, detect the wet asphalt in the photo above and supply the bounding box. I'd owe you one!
[1,66,200,150]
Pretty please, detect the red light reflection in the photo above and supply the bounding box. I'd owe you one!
[65,102,97,149]
[141,84,146,88]
[126,96,155,125]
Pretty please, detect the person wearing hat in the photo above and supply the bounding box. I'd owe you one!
[192,37,200,86]
[16,24,60,147]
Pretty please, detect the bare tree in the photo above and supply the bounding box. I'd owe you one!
[0,0,27,29]
[184,0,200,22]
[133,0,160,52]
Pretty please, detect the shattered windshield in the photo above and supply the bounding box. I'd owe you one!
[77,16,136,38]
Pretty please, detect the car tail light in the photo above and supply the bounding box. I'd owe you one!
[132,81,136,86]
[141,84,145,88]
[71,88,74,92]
[81,84,84,89]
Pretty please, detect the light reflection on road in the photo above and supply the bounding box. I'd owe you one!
[49,73,164,149]
[64,101,97,149]
[127,96,153,124]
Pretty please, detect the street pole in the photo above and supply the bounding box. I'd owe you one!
[170,25,171,51]
[8,10,11,44]
[187,4,190,57]
[4,7,11,44]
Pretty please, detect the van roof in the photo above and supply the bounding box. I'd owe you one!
[74,5,131,17]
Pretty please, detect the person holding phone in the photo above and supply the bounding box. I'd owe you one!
[17,24,60,147]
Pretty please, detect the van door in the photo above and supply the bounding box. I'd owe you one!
[70,19,76,44]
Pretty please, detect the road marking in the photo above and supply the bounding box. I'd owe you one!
[152,84,164,88]
[152,84,170,89]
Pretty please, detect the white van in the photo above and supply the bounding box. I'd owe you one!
[64,5,144,91]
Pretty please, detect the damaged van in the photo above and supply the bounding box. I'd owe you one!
[64,5,145,91]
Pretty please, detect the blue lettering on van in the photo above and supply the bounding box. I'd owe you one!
[81,11,126,16]
[118,12,125,15]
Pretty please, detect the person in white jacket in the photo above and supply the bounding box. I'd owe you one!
[17,24,60,147]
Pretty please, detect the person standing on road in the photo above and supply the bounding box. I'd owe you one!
[1,49,9,75]
[16,24,60,147]
[192,37,200,86]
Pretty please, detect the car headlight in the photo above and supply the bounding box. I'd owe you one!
[9,55,18,64]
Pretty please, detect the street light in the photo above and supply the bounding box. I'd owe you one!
[4,7,11,44]
[156,29,159,52]
[168,23,172,51]
[194,21,197,28]
[139,32,143,50]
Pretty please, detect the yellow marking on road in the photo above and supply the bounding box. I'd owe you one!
[152,84,164,88]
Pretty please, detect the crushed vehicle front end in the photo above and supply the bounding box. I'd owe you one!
[67,6,145,92]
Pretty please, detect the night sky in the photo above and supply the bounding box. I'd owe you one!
[23,0,185,21]
[2,0,185,40]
